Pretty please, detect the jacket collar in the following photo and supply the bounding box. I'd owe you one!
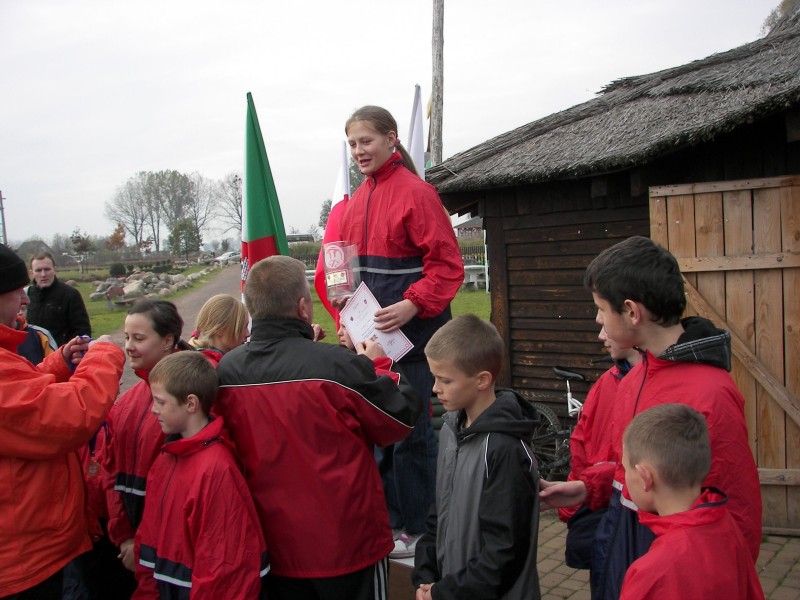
[637,488,728,536]
[251,317,314,342]
[0,322,28,352]
[161,415,225,457]
[369,151,405,183]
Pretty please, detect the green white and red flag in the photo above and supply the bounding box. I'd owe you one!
[241,92,289,293]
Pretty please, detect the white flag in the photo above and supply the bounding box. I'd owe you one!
[408,84,426,180]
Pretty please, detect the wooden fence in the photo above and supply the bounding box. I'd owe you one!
[650,175,800,534]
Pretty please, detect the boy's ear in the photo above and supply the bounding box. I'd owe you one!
[635,463,655,492]
[476,370,493,391]
[185,394,200,414]
[622,299,643,326]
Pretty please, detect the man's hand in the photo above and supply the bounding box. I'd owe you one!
[417,583,434,600]
[119,538,136,572]
[538,479,587,510]
[330,296,350,311]
[62,336,90,366]
[373,299,418,333]
[355,339,386,360]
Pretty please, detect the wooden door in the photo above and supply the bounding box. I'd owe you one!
[650,176,800,534]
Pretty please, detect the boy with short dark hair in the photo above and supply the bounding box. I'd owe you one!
[539,236,761,600]
[619,404,764,599]
[133,352,268,599]
[412,314,540,600]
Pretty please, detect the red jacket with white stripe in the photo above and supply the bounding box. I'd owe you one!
[215,318,422,578]
[133,416,268,599]
[102,372,166,546]
[338,152,464,361]
[558,362,627,522]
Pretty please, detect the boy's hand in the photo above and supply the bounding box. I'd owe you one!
[119,538,136,572]
[417,583,434,600]
[538,479,586,510]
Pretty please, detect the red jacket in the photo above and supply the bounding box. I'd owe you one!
[338,152,463,360]
[558,363,626,522]
[601,351,763,561]
[215,318,422,578]
[102,372,166,546]
[0,326,124,596]
[620,490,764,600]
[133,417,268,599]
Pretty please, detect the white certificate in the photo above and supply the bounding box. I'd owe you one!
[338,282,414,362]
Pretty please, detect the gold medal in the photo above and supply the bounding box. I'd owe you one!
[87,459,100,477]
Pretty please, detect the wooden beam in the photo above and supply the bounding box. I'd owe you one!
[683,277,800,428]
[677,252,800,272]
[650,176,800,197]
[759,468,800,486]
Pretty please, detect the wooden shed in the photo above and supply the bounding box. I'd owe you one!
[428,14,800,532]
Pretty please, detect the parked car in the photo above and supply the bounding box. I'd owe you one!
[213,250,241,265]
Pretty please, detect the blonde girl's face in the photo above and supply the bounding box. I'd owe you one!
[217,322,250,353]
[347,120,396,177]
[124,313,172,372]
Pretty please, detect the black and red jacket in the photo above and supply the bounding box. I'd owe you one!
[101,371,165,546]
[134,416,268,599]
[215,318,422,578]
[339,152,464,361]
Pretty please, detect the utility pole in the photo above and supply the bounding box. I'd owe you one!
[431,0,444,166]
[0,190,7,246]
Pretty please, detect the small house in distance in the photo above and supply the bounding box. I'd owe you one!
[428,13,800,532]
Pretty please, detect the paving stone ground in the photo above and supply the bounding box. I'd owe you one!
[536,511,800,600]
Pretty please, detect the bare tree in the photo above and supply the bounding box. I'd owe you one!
[186,172,217,248]
[214,172,243,234]
[762,0,800,34]
[151,170,193,240]
[105,172,148,249]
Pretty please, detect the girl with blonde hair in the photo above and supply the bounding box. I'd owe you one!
[188,294,250,365]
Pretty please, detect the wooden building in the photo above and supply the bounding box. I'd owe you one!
[428,14,800,532]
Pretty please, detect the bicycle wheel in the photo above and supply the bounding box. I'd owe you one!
[531,402,571,481]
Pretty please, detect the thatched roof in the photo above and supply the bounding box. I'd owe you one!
[428,12,800,194]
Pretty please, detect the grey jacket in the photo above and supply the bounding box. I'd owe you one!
[413,390,542,600]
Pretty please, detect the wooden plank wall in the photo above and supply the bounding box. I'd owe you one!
[650,176,800,532]
[488,182,649,417]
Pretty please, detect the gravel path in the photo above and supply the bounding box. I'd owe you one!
[110,263,242,393]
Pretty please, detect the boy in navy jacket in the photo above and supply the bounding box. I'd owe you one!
[134,352,268,599]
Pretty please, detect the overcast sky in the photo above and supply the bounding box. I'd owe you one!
[1,0,778,247]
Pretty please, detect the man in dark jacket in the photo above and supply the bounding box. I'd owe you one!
[215,255,422,600]
[27,252,91,346]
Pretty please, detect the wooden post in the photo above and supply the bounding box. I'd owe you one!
[431,0,444,166]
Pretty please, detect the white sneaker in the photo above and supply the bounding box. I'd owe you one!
[389,532,420,559]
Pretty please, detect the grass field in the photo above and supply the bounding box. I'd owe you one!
[312,287,491,344]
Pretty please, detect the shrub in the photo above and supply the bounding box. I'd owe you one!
[109,263,126,277]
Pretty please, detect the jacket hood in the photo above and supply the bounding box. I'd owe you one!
[446,389,539,442]
[658,316,732,371]
[161,415,229,458]
[637,488,728,537]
